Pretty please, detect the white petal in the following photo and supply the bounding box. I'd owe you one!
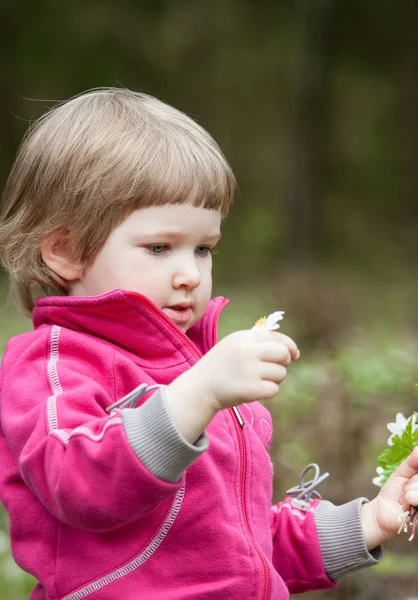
[266,311,284,327]
[395,413,407,427]
[372,476,383,487]
[387,423,403,435]
[387,435,394,446]
[376,466,384,475]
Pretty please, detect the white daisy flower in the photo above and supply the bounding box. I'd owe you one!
[253,311,285,331]
[387,413,417,445]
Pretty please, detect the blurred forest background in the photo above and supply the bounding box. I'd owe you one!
[0,0,418,598]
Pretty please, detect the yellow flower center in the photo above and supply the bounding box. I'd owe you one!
[254,316,267,327]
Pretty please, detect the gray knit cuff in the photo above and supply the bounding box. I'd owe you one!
[121,388,208,483]
[315,498,383,582]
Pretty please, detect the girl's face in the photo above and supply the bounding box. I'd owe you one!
[68,204,222,331]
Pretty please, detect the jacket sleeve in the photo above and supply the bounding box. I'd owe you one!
[270,497,336,593]
[270,496,382,593]
[0,328,205,532]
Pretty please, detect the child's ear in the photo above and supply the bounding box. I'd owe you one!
[41,230,81,282]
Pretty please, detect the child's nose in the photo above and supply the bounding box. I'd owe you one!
[172,258,201,288]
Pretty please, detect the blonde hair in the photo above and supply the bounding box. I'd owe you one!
[0,88,235,315]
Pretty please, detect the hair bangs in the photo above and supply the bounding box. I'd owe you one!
[122,131,235,218]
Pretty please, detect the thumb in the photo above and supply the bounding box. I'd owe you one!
[382,447,418,500]
[379,447,418,503]
[392,447,418,480]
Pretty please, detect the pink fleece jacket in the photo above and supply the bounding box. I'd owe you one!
[0,290,377,599]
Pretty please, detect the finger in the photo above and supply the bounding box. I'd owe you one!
[252,328,300,360]
[405,473,418,487]
[259,362,288,384]
[398,493,409,512]
[273,332,300,361]
[257,342,292,366]
[404,488,418,507]
[251,327,300,360]
[257,380,280,400]
[404,481,418,493]
[403,474,418,505]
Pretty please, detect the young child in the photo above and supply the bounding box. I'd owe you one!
[0,88,418,600]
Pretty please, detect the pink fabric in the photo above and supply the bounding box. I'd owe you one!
[0,289,335,599]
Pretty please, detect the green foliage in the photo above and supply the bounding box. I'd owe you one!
[375,412,418,485]
[334,342,416,396]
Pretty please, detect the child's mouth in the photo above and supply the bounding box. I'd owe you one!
[163,305,193,326]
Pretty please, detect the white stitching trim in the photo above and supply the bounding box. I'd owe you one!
[67,417,123,441]
[50,428,70,444]
[47,326,122,445]
[62,481,186,600]
[48,326,63,396]
[47,395,60,434]
[50,418,123,445]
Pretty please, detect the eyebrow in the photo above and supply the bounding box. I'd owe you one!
[142,230,222,241]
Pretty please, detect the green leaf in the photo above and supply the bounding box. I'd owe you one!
[406,417,413,436]
[401,422,414,447]
[377,443,411,469]
[399,416,418,449]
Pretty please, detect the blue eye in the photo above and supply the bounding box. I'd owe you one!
[195,246,212,256]
[147,244,168,254]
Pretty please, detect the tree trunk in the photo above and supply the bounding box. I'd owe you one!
[401,1,418,253]
[286,0,334,264]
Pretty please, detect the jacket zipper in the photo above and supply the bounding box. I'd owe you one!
[230,412,271,600]
[126,291,271,598]
[212,304,271,600]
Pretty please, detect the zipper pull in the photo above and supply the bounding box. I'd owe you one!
[233,406,245,427]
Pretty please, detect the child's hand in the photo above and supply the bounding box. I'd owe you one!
[360,447,418,549]
[164,328,299,443]
[191,327,299,412]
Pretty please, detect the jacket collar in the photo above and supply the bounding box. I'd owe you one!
[32,289,229,359]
